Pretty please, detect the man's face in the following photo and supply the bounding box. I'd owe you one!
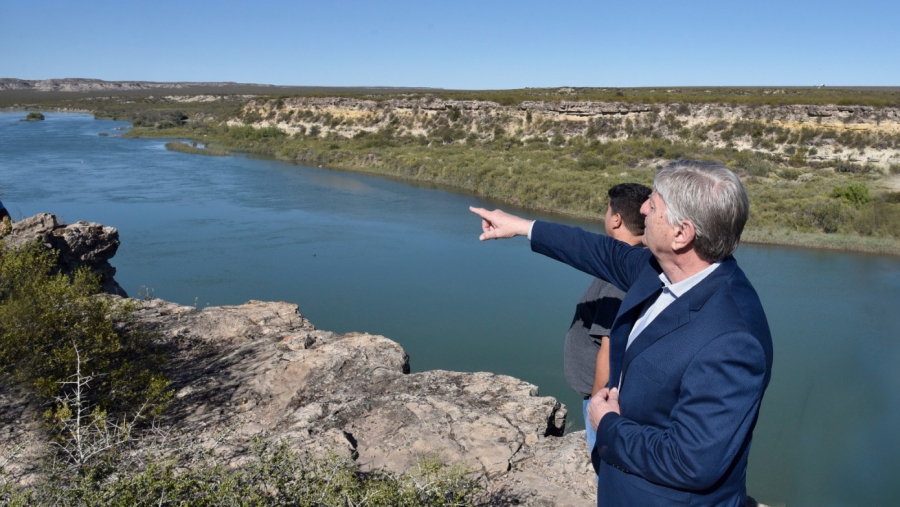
[604,203,615,236]
[640,192,674,254]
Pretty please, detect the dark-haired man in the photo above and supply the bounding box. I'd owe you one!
[471,160,772,507]
[565,183,651,456]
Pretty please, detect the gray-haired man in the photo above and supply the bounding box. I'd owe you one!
[471,160,772,506]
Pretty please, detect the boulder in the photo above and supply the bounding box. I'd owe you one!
[1,213,126,296]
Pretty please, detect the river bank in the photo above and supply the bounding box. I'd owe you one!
[4,86,900,255]
[124,91,900,256]
[131,125,900,256]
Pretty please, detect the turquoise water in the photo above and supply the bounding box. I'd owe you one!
[2,111,899,506]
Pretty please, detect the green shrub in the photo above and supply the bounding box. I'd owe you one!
[578,156,607,171]
[778,168,804,181]
[830,183,872,208]
[2,440,484,507]
[0,241,169,419]
[808,200,848,233]
[731,150,776,177]
[131,110,187,129]
[853,200,900,238]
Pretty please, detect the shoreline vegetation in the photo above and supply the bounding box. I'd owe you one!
[164,140,229,156]
[3,84,899,255]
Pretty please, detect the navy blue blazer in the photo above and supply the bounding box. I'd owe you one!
[532,221,773,507]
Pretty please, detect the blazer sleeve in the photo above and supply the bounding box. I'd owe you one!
[530,221,648,293]
[595,330,768,490]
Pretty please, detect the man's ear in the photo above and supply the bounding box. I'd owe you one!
[672,220,696,251]
[608,212,623,230]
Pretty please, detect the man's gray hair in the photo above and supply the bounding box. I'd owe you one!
[654,160,749,261]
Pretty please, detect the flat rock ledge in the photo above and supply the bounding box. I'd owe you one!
[137,298,596,506]
[0,293,595,505]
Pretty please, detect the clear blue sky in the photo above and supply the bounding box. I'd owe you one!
[2,0,898,89]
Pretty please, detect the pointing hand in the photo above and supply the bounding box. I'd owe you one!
[469,206,533,241]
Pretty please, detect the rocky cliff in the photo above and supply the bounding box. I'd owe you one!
[235,96,900,170]
[1,213,126,296]
[0,216,596,506]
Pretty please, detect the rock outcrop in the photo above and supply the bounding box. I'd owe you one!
[135,298,594,505]
[1,213,126,296]
[238,96,900,170]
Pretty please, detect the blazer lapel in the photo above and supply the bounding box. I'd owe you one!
[618,258,739,386]
[607,265,665,388]
[622,297,691,374]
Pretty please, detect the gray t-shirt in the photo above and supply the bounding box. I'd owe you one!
[564,278,625,397]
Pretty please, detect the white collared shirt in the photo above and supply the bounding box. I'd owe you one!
[626,262,721,350]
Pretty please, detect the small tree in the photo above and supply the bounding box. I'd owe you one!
[0,240,170,420]
[830,183,871,208]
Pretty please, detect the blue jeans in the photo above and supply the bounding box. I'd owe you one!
[583,397,597,452]
[583,397,600,483]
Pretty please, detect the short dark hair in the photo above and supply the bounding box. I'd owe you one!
[608,183,652,235]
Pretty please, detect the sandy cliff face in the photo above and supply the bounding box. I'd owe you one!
[235,96,900,170]
[0,216,596,506]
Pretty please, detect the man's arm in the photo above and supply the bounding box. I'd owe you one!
[591,336,611,395]
[470,207,647,291]
[530,220,647,293]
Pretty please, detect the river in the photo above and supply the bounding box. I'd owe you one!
[2,111,899,506]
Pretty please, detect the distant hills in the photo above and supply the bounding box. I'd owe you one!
[0,78,276,92]
[0,78,441,95]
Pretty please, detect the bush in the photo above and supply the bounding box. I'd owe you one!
[0,241,169,419]
[830,183,872,208]
[2,440,484,507]
[131,110,187,129]
[808,200,848,233]
[578,156,606,171]
[731,150,776,177]
[854,200,900,238]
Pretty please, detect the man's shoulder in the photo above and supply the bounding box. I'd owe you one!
[691,259,771,344]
